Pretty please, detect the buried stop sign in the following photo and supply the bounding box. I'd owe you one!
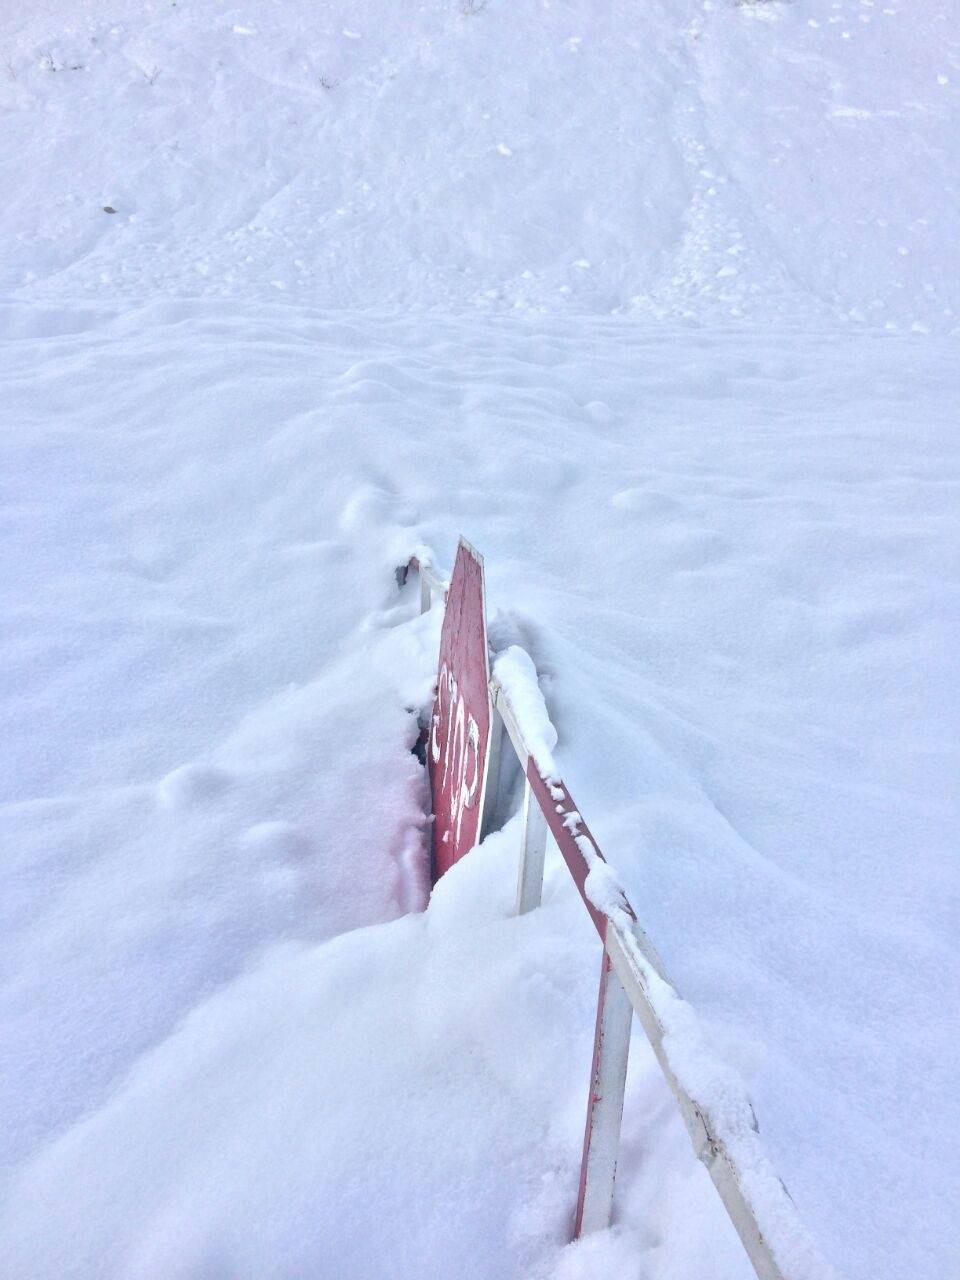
[429,539,492,881]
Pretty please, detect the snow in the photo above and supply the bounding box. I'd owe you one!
[1,1,958,1279]
[580,844,631,922]
[492,644,559,778]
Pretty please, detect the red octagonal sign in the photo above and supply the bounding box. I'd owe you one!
[429,539,492,881]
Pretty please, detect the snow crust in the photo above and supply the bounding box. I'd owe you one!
[1,2,958,1279]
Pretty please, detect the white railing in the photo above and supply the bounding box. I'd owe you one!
[405,554,836,1280]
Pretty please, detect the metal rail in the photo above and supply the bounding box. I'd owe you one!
[407,556,836,1280]
[403,555,448,614]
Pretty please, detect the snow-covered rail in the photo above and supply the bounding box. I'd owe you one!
[404,552,835,1280]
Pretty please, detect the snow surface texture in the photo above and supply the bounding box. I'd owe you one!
[1,2,958,1280]
[0,0,957,328]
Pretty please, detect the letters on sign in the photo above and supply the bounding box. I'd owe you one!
[430,663,482,850]
[428,540,491,880]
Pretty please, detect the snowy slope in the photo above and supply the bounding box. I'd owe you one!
[1,3,958,1280]
[0,0,957,326]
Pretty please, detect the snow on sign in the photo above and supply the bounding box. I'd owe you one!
[429,539,492,880]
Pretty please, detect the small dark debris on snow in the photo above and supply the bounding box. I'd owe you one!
[102,206,117,214]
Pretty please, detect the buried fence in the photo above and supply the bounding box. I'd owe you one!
[400,538,834,1280]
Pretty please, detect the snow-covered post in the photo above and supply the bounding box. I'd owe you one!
[490,646,631,1231]
[402,553,448,616]
[575,947,633,1236]
[489,646,557,916]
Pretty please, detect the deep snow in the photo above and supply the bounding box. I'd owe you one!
[1,2,958,1279]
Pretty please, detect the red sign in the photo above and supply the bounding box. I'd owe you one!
[429,539,491,880]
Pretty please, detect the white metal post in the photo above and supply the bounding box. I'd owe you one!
[419,575,432,614]
[515,778,548,915]
[479,708,505,841]
[575,946,633,1237]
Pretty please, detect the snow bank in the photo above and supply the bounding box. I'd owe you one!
[0,613,437,1182]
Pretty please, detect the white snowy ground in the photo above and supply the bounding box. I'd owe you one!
[0,3,958,1280]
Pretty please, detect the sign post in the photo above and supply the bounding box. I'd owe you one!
[428,539,492,880]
